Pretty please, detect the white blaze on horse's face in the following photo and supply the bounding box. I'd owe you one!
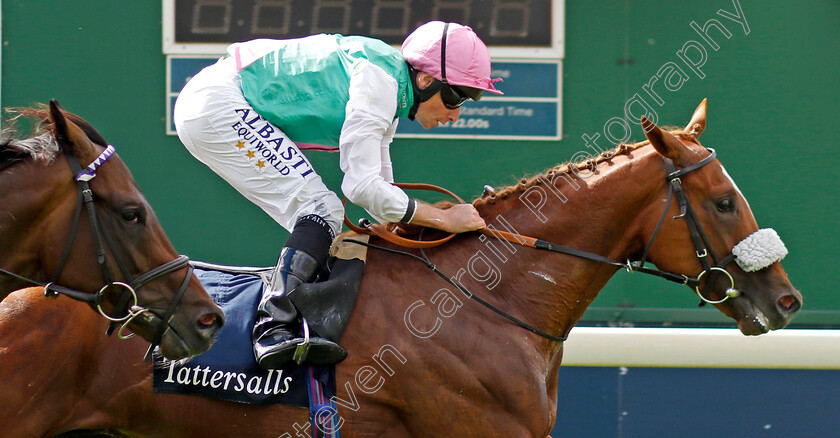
[640,101,801,335]
[693,159,800,335]
[719,163,752,212]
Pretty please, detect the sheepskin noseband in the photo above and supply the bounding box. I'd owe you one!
[731,229,788,272]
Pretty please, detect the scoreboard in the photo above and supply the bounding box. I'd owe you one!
[163,0,565,140]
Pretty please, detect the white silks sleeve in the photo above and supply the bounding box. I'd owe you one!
[339,61,412,224]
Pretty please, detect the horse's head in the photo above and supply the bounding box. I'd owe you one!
[0,101,224,359]
[638,100,802,335]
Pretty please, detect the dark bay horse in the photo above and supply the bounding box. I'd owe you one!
[0,101,801,437]
[0,102,223,359]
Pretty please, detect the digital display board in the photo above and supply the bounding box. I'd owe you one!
[172,0,552,47]
[163,0,564,139]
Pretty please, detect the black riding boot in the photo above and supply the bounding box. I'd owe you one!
[252,216,347,369]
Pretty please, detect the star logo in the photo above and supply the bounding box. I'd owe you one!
[256,160,266,169]
[246,150,255,159]
[235,141,245,149]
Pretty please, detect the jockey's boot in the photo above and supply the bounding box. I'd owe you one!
[253,216,347,369]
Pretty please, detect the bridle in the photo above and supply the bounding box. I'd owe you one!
[635,148,744,304]
[347,148,787,341]
[626,147,740,304]
[0,145,194,356]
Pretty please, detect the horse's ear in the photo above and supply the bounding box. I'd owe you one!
[684,98,707,137]
[642,116,691,165]
[49,100,96,160]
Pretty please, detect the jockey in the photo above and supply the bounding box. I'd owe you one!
[173,21,501,369]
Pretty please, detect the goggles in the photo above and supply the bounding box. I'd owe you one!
[439,83,469,109]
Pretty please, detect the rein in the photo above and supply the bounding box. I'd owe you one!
[344,238,568,342]
[346,148,750,343]
[343,183,463,248]
[0,145,193,358]
[480,150,737,300]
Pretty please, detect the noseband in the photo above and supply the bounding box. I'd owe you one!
[0,145,193,355]
[634,148,787,304]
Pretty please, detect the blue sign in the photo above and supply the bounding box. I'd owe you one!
[167,56,218,134]
[170,57,219,93]
[395,61,561,140]
[167,57,562,139]
[489,62,559,98]
[396,101,558,138]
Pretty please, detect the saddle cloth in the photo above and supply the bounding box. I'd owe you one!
[152,233,368,406]
[152,267,335,406]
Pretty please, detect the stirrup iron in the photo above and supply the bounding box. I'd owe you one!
[293,319,311,365]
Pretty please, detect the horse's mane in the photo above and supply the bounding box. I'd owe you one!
[472,128,699,206]
[387,128,699,237]
[0,105,108,171]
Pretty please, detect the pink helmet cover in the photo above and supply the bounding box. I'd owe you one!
[401,21,503,95]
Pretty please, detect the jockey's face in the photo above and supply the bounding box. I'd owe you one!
[414,72,461,129]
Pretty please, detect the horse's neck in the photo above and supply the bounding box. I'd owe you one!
[473,147,665,344]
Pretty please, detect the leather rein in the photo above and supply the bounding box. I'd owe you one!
[345,149,743,342]
[0,145,193,356]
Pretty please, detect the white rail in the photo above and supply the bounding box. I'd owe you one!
[562,327,840,369]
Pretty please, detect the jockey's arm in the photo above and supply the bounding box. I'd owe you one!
[339,62,485,234]
[339,62,412,223]
[409,202,485,233]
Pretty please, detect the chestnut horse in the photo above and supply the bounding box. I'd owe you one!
[0,101,801,437]
[0,102,223,359]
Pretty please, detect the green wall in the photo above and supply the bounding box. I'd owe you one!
[3,0,837,326]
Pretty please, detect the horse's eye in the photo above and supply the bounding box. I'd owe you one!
[716,199,733,213]
[121,209,143,223]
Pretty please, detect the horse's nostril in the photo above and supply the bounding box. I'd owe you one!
[199,313,217,326]
[197,312,223,334]
[778,294,801,314]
